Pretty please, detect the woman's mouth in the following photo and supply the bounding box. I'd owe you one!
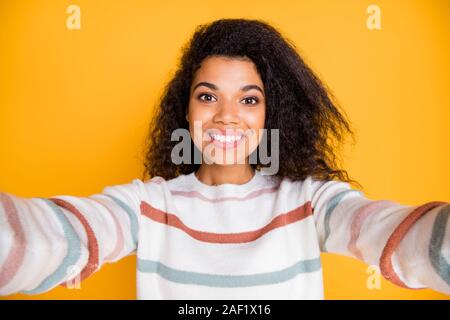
[208,132,245,149]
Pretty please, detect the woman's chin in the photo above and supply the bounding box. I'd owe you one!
[202,153,249,166]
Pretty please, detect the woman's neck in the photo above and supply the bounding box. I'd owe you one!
[195,164,255,186]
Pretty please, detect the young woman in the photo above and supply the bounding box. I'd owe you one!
[0,19,448,299]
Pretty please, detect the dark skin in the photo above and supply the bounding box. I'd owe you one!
[186,56,266,186]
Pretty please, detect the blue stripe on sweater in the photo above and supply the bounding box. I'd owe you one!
[429,204,450,286]
[104,194,138,247]
[21,198,82,294]
[137,257,322,287]
[322,189,363,252]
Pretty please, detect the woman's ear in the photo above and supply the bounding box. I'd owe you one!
[185,112,189,122]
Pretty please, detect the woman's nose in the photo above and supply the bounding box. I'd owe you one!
[212,100,240,124]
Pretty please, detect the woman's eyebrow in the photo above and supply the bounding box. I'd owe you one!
[192,82,265,96]
[192,82,219,91]
[241,84,265,96]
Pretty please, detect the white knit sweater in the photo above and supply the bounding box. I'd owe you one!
[0,169,449,299]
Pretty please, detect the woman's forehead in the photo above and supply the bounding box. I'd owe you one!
[193,56,263,88]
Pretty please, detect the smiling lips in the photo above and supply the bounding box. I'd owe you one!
[206,129,246,149]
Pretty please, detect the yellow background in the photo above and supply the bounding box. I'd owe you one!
[0,0,449,299]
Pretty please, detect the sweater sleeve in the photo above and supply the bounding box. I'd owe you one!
[0,178,146,296]
[310,178,450,295]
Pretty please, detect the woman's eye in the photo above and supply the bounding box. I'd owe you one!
[198,93,217,102]
[242,97,259,105]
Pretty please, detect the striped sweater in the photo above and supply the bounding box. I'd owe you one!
[0,169,449,299]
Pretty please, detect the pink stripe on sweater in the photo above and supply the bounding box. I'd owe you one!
[0,193,27,289]
[140,200,313,244]
[380,201,447,289]
[90,197,125,262]
[144,177,164,184]
[49,197,99,286]
[146,176,280,203]
[348,200,397,260]
[170,186,279,203]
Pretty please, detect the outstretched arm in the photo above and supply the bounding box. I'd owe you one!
[310,178,449,294]
[0,178,146,296]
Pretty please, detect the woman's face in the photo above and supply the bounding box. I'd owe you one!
[187,56,266,165]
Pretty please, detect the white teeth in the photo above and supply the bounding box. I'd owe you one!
[210,134,243,143]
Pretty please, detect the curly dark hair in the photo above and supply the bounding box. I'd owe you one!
[141,18,362,189]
